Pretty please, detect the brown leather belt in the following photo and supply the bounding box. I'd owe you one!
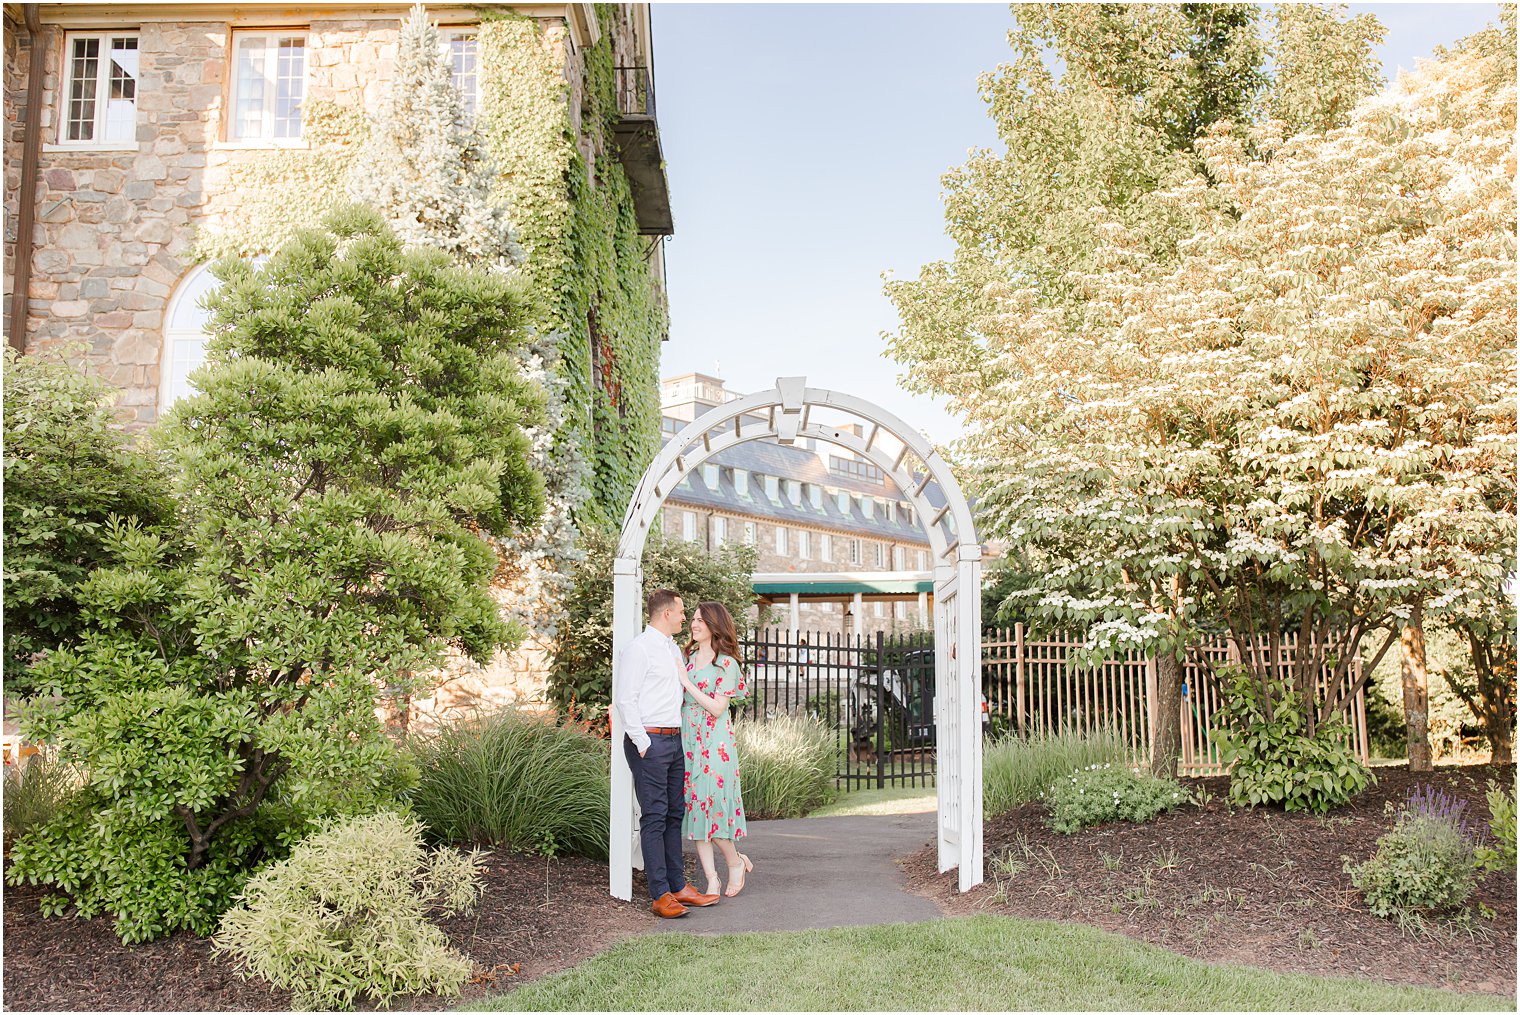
[644,726,680,735]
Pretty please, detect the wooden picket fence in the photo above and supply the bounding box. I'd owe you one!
[981,625,1370,776]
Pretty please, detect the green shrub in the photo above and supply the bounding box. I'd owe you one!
[2,752,82,841]
[1478,777,1517,871]
[407,708,609,859]
[216,812,481,1011]
[734,715,836,819]
[983,727,1127,817]
[1346,790,1480,920]
[1041,763,1189,834]
[1214,673,1373,814]
[6,208,543,942]
[549,527,757,715]
[2,347,175,695]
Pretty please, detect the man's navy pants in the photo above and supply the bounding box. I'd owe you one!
[624,732,687,900]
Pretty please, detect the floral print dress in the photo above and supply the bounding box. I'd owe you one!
[681,653,748,842]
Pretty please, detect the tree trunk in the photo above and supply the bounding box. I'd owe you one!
[1400,603,1433,773]
[1150,652,1184,779]
[1463,628,1515,765]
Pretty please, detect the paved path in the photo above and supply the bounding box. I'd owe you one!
[656,811,942,934]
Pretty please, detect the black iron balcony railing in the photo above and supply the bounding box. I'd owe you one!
[615,65,655,118]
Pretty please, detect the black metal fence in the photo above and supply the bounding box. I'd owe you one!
[735,630,936,792]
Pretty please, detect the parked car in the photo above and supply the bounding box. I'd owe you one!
[851,648,988,749]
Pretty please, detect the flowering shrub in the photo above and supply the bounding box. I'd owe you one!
[1041,763,1189,834]
[1345,788,1480,920]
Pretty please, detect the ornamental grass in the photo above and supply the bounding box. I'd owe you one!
[982,727,1128,817]
[734,714,837,819]
[407,708,609,860]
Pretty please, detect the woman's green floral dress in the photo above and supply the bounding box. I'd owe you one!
[681,653,748,841]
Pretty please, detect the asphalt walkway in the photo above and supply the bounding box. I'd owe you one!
[656,811,942,934]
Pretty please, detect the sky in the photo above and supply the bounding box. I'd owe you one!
[650,2,1506,444]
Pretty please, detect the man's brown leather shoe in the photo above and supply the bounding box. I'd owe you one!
[673,884,720,908]
[651,892,688,919]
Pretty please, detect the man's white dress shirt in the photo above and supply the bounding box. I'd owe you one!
[616,624,686,755]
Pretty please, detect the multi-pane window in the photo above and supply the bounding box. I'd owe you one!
[231,33,307,140]
[682,511,697,542]
[713,516,727,546]
[820,533,832,562]
[798,531,811,560]
[744,521,757,545]
[849,539,861,565]
[874,543,885,567]
[893,546,906,570]
[442,31,480,116]
[775,525,787,555]
[62,33,139,143]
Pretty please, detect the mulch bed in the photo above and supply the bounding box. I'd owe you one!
[3,849,658,1012]
[905,762,1517,997]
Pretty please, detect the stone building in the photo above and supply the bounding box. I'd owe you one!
[3,1,669,436]
[658,373,936,639]
[3,1,673,719]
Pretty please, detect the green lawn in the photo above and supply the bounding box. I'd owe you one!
[465,915,1511,1012]
[809,784,937,817]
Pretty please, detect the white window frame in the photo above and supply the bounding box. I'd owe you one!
[744,521,757,545]
[59,32,140,147]
[713,516,728,546]
[160,264,223,413]
[775,525,787,554]
[439,27,481,117]
[799,530,811,560]
[850,538,861,565]
[229,31,309,142]
[894,546,906,570]
[874,542,885,567]
[682,511,697,542]
[820,533,832,561]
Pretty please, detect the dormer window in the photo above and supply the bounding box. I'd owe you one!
[837,490,851,513]
[809,485,822,509]
[702,464,719,489]
[734,470,749,497]
[764,475,779,500]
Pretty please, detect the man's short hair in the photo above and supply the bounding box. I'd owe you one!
[646,588,681,618]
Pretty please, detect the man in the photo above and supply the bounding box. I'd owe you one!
[615,588,720,918]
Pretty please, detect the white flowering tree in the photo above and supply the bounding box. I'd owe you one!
[351,4,587,645]
[894,14,1517,773]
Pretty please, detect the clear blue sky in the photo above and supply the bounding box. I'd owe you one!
[651,2,1505,444]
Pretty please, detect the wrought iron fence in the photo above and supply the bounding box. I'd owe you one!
[735,630,936,791]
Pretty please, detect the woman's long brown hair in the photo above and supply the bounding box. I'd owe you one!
[684,600,741,664]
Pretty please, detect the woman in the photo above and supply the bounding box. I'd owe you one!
[679,601,755,898]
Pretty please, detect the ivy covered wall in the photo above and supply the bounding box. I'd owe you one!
[478,7,666,530]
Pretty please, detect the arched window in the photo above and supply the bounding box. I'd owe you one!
[160,264,221,412]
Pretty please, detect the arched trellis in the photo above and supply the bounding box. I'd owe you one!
[609,378,984,898]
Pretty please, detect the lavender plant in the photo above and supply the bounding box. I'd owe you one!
[1346,785,1482,921]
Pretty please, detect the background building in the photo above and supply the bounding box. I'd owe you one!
[658,372,936,637]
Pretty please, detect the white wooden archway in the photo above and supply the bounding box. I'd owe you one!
[609,377,984,898]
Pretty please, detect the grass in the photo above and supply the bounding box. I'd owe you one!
[405,709,608,859]
[808,785,936,817]
[983,727,1128,817]
[734,714,836,819]
[2,751,82,839]
[465,915,1510,1012]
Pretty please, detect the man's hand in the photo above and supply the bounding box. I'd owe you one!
[639,749,647,758]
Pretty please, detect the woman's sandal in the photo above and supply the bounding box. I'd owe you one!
[725,853,754,898]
